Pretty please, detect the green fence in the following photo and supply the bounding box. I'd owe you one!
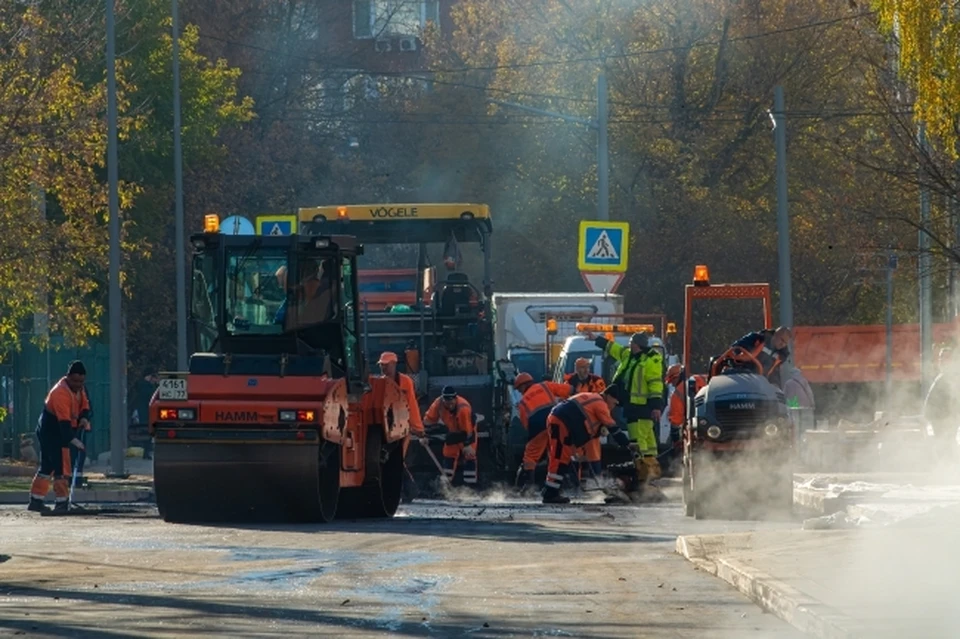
[1,338,113,461]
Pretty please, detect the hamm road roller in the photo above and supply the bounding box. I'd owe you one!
[149,215,412,523]
[679,265,794,520]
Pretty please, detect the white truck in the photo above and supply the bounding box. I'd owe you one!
[492,292,625,380]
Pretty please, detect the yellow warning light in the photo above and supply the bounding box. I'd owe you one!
[337,206,349,219]
[546,318,558,335]
[203,214,220,233]
[576,323,655,334]
[604,332,615,341]
[666,322,678,335]
[693,264,710,286]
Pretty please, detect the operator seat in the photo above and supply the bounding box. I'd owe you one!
[436,272,476,316]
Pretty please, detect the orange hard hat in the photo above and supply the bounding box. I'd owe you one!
[378,352,398,365]
[574,357,590,368]
[666,363,683,385]
[513,372,534,390]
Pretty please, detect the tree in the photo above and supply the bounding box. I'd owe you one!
[0,5,139,354]
[873,0,960,155]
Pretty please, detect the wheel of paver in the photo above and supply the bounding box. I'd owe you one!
[691,453,716,520]
[335,427,404,520]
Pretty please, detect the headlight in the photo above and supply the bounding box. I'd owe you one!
[279,410,296,422]
[706,425,722,439]
[159,408,194,421]
[764,423,779,436]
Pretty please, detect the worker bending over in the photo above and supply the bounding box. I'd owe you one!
[513,373,573,492]
[588,330,664,486]
[564,358,607,486]
[424,386,478,486]
[543,386,634,504]
[28,361,91,513]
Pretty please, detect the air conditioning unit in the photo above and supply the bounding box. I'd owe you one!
[374,38,392,53]
[398,36,418,52]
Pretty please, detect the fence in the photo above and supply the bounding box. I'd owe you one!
[0,337,113,462]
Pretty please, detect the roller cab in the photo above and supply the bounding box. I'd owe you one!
[150,225,411,523]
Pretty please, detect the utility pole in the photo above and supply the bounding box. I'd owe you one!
[596,71,609,221]
[106,0,126,477]
[487,70,610,221]
[919,124,933,395]
[172,0,187,370]
[773,86,794,332]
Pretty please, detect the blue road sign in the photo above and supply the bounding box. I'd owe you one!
[578,221,629,272]
[256,215,298,236]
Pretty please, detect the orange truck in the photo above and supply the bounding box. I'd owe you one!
[150,215,412,523]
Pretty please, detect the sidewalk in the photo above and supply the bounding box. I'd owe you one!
[680,476,960,638]
[0,456,154,505]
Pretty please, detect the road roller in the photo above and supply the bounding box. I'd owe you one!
[149,215,412,523]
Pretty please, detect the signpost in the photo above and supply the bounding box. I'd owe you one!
[219,215,255,235]
[578,220,629,293]
[256,215,298,236]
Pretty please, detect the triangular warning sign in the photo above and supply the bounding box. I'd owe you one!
[587,230,619,260]
[269,223,284,236]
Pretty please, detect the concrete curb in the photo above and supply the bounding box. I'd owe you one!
[793,486,860,515]
[0,490,154,505]
[0,465,36,478]
[676,535,863,639]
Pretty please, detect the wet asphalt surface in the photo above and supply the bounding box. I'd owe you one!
[0,489,806,638]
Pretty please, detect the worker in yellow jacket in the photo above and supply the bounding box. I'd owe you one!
[587,331,664,485]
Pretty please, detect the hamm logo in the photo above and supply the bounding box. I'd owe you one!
[728,402,756,410]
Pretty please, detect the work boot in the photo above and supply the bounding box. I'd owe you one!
[27,497,49,513]
[541,486,570,504]
[53,501,69,513]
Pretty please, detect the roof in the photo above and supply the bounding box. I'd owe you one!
[296,203,492,244]
[793,323,959,384]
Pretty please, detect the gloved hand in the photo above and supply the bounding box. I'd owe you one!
[651,409,662,422]
[79,418,91,431]
[70,437,85,451]
[462,445,475,458]
[418,437,430,446]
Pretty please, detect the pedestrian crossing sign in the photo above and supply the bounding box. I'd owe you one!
[256,215,298,236]
[578,221,629,272]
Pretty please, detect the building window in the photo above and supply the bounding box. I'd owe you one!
[353,0,440,39]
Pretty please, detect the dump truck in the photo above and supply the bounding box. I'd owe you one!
[680,265,793,519]
[150,215,412,523]
[297,203,506,482]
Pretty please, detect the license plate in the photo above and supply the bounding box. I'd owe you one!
[158,377,187,401]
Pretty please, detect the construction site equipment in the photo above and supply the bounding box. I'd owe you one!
[680,266,793,520]
[297,204,504,480]
[150,224,413,523]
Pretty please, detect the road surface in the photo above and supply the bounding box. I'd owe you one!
[0,494,804,638]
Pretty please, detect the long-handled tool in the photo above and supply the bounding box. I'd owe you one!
[419,433,453,486]
[67,429,87,509]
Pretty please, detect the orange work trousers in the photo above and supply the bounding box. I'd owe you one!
[522,430,549,471]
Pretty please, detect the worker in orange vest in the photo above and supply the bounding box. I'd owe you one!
[378,351,425,500]
[564,358,607,485]
[28,361,91,513]
[424,386,478,486]
[543,386,634,504]
[513,372,573,492]
[664,364,706,474]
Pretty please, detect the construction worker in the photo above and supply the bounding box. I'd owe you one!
[424,386,478,486]
[732,326,792,388]
[543,386,634,504]
[587,330,664,485]
[564,358,606,485]
[27,361,91,513]
[513,372,573,492]
[378,351,425,500]
[665,364,706,473]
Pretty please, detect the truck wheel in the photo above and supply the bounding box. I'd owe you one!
[336,427,402,519]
